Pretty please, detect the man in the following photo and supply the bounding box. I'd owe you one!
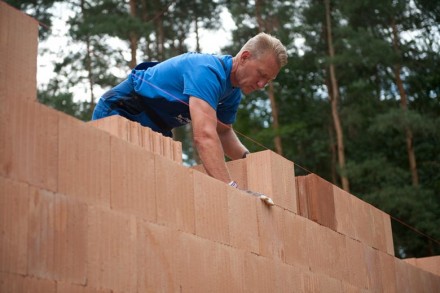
[92,32,288,188]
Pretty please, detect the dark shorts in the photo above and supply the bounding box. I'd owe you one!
[92,98,173,138]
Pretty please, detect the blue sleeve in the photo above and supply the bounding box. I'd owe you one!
[183,59,226,110]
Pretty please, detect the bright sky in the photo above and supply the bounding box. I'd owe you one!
[37,4,236,103]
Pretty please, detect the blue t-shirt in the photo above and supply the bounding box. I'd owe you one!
[103,52,242,131]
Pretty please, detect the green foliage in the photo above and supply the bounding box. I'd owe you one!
[37,90,79,117]
[68,0,150,41]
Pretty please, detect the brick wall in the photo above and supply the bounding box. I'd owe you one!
[1,2,439,292]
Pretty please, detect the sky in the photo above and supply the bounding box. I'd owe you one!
[37,3,236,103]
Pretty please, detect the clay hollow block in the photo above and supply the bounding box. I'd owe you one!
[58,114,111,206]
[178,232,240,292]
[349,195,376,249]
[88,115,182,163]
[88,115,128,140]
[302,272,343,293]
[0,272,56,293]
[137,221,245,292]
[333,185,356,239]
[56,282,112,293]
[351,194,395,256]
[246,150,297,213]
[243,252,280,293]
[27,188,88,284]
[283,212,311,270]
[404,256,440,276]
[333,184,394,256]
[362,244,385,292]
[228,187,259,254]
[295,174,336,230]
[306,217,349,282]
[379,251,397,293]
[0,176,29,275]
[0,99,58,192]
[110,136,156,222]
[193,171,230,245]
[136,221,181,292]
[87,206,137,293]
[295,176,309,218]
[191,158,248,190]
[192,150,298,212]
[298,174,395,257]
[369,205,389,253]
[226,158,248,190]
[155,154,195,234]
[256,203,286,261]
[0,1,39,102]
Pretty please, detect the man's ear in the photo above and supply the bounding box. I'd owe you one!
[240,51,251,63]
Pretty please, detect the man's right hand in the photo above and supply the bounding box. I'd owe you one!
[245,190,275,206]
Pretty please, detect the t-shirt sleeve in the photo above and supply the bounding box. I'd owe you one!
[183,62,225,110]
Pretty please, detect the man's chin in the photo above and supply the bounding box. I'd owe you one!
[243,88,254,95]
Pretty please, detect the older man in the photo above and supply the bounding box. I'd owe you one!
[92,32,288,188]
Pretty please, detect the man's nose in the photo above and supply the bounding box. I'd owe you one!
[257,80,268,88]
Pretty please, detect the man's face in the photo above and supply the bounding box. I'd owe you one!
[234,51,280,95]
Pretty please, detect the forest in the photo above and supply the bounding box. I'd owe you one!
[7,0,440,259]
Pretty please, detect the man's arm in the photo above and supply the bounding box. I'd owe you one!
[189,96,231,183]
[216,122,249,160]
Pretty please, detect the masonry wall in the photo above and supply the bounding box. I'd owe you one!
[1,2,439,292]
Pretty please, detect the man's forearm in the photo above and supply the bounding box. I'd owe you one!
[194,134,231,183]
[189,97,234,184]
[218,126,249,160]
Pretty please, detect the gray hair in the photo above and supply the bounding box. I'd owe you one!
[240,32,288,67]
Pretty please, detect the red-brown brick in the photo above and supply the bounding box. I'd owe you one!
[110,137,156,221]
[0,176,29,275]
[27,187,87,284]
[193,172,230,244]
[155,154,195,233]
[87,206,137,292]
[228,187,259,253]
[58,115,111,206]
[246,150,297,213]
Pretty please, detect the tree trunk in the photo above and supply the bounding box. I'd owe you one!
[80,0,95,108]
[324,0,349,191]
[153,0,165,60]
[255,0,283,155]
[268,83,283,155]
[140,0,152,59]
[325,73,338,184]
[129,0,138,68]
[194,15,201,52]
[391,18,419,186]
[328,117,337,184]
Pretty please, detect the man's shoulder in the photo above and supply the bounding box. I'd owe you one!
[180,52,229,64]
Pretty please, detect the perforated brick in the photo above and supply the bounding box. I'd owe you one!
[246,150,297,212]
[59,115,111,206]
[0,176,29,274]
[87,206,137,292]
[27,187,87,284]
[110,137,156,221]
[155,154,194,233]
[193,172,230,244]
[0,100,58,191]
